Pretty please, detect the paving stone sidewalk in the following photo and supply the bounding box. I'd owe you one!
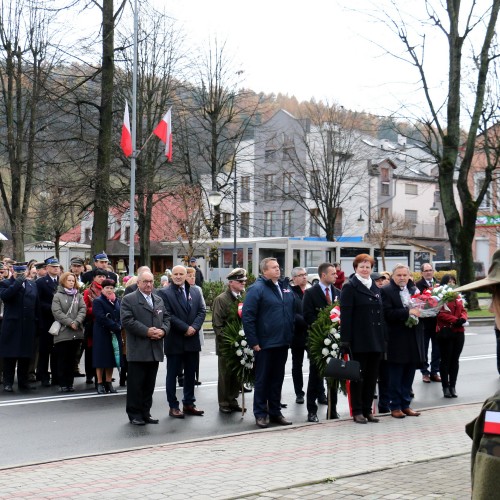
[0,403,480,500]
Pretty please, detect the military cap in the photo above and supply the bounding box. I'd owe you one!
[35,262,47,270]
[70,257,85,266]
[13,262,28,272]
[227,268,247,282]
[94,252,109,262]
[44,256,60,266]
[370,272,384,281]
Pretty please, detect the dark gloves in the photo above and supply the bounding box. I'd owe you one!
[453,318,466,327]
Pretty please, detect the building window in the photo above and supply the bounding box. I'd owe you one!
[124,226,130,243]
[381,182,390,196]
[380,167,390,182]
[84,227,92,242]
[240,212,250,238]
[221,213,231,238]
[265,137,278,162]
[475,173,492,211]
[405,210,418,223]
[240,176,250,202]
[282,210,293,236]
[264,211,275,237]
[283,172,293,195]
[310,208,320,236]
[264,174,276,201]
[405,183,418,195]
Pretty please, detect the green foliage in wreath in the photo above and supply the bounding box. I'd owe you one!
[307,304,346,395]
[219,298,255,386]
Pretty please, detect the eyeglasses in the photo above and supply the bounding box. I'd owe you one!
[296,273,307,277]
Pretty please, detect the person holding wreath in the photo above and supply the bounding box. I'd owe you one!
[340,254,386,423]
[92,279,122,394]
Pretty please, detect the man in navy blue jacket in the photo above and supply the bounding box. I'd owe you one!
[242,257,296,428]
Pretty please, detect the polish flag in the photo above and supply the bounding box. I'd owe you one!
[153,107,172,162]
[120,101,133,158]
[484,411,500,434]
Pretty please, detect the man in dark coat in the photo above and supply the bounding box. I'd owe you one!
[303,262,341,422]
[381,263,425,419]
[158,265,206,418]
[242,257,296,429]
[36,256,61,386]
[289,267,310,405]
[0,262,38,392]
[189,257,204,288]
[212,268,247,413]
[121,271,169,425]
[415,263,441,383]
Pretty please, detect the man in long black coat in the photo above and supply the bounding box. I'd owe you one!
[0,263,38,392]
[381,263,425,419]
[303,262,341,422]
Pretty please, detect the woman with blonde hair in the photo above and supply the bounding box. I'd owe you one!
[51,272,86,392]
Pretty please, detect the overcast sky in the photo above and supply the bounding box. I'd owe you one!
[162,0,451,118]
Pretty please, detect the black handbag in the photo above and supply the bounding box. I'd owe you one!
[325,355,361,381]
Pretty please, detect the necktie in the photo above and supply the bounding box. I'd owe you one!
[146,295,153,308]
[325,287,332,305]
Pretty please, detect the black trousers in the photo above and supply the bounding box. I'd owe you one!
[3,357,30,386]
[307,356,335,415]
[54,340,79,388]
[349,352,381,416]
[438,331,465,389]
[37,331,57,383]
[126,361,159,421]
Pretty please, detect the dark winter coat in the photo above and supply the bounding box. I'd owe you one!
[92,294,122,368]
[380,279,425,365]
[242,276,295,350]
[0,277,38,358]
[290,285,308,350]
[158,283,206,355]
[340,275,386,353]
[36,275,58,331]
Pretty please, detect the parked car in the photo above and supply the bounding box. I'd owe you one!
[305,267,320,285]
[432,260,486,280]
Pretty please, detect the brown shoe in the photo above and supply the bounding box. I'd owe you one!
[269,414,292,425]
[422,374,431,383]
[365,414,380,423]
[402,408,421,416]
[430,374,441,382]
[183,405,204,416]
[391,409,406,419]
[169,408,185,419]
[256,417,268,428]
[353,414,368,424]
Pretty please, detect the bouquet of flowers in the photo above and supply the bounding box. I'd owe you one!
[308,302,346,395]
[115,285,126,298]
[405,285,466,327]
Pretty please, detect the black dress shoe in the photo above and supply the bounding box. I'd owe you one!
[295,395,305,404]
[280,403,288,409]
[3,384,13,392]
[365,414,380,423]
[229,405,246,413]
[194,380,202,386]
[73,372,85,378]
[144,416,159,424]
[269,414,292,425]
[219,406,232,414]
[353,414,368,424]
[41,379,51,387]
[443,387,452,398]
[307,413,319,423]
[19,383,37,390]
[256,417,268,428]
[450,387,458,398]
[130,418,146,426]
[318,395,328,405]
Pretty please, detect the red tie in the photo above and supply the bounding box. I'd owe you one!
[325,287,332,305]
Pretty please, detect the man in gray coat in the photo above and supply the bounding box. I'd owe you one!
[121,271,170,425]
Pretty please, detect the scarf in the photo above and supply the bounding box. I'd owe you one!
[355,273,372,290]
[64,287,78,295]
[88,282,102,303]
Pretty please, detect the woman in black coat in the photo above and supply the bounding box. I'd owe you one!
[92,279,122,394]
[340,253,385,424]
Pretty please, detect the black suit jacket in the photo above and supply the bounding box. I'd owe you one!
[415,277,436,293]
[158,283,206,355]
[380,280,425,364]
[415,278,438,333]
[303,283,341,327]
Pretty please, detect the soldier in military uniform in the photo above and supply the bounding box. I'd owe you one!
[212,268,247,414]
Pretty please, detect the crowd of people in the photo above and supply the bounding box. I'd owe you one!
[0,251,473,430]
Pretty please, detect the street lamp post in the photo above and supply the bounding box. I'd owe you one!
[232,161,238,269]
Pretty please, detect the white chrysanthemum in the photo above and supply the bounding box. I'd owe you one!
[322,348,329,356]
[236,349,243,356]
[241,340,247,347]
[334,333,340,339]
[234,341,239,347]
[332,343,338,350]
[240,359,246,365]
[324,338,332,346]
[239,330,245,336]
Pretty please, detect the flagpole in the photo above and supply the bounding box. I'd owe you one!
[128,0,138,276]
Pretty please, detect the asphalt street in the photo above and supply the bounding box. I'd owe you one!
[0,323,498,469]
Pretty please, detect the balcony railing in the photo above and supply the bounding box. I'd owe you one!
[391,221,447,239]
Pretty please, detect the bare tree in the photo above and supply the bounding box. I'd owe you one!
[364,0,500,307]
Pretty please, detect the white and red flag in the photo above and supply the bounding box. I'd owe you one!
[484,411,500,434]
[120,101,133,158]
[153,107,172,162]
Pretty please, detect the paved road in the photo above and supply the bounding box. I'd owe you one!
[0,324,498,470]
